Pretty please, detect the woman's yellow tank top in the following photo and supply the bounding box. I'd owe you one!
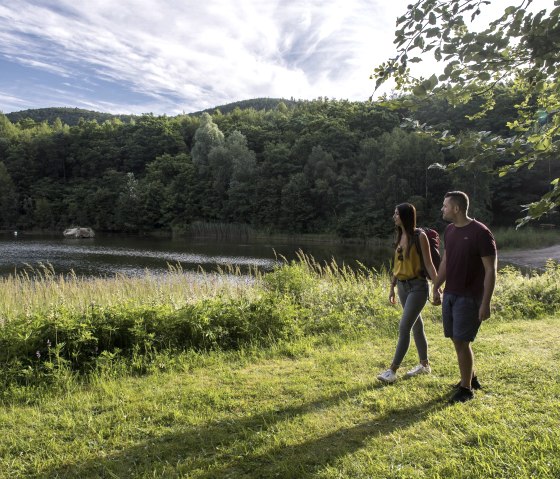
[393,242,422,280]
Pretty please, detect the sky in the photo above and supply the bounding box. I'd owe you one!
[0,0,551,116]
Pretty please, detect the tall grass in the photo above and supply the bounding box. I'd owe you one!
[0,262,252,319]
[180,221,254,239]
[1,255,559,478]
[493,226,560,250]
[0,255,559,393]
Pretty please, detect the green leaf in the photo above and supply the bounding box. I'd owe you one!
[412,84,428,97]
[427,74,438,89]
[413,35,425,48]
[534,138,551,151]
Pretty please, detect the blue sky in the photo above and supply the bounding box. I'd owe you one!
[0,0,550,116]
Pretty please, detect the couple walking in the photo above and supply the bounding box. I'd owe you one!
[377,191,497,403]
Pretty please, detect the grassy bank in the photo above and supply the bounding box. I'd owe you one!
[0,257,559,477]
[1,319,559,478]
[171,224,560,251]
[492,226,560,251]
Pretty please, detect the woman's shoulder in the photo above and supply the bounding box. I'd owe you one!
[415,229,429,243]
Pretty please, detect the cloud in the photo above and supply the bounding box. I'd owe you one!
[0,0,412,114]
[4,0,548,115]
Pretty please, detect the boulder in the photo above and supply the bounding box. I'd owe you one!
[63,227,95,238]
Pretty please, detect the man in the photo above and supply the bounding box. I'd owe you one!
[432,191,497,403]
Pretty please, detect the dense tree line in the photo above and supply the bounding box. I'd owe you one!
[0,95,558,237]
[6,107,136,127]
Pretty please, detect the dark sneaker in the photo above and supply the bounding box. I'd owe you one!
[452,376,482,390]
[450,386,474,403]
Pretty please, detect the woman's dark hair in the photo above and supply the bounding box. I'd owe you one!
[394,203,417,256]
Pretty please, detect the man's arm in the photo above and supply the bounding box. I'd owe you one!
[433,251,446,290]
[479,255,497,321]
[431,251,446,305]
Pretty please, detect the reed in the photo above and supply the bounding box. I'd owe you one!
[0,254,559,394]
[0,262,252,320]
[182,221,254,239]
[493,226,560,250]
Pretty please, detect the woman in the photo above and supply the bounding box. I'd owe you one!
[377,203,441,383]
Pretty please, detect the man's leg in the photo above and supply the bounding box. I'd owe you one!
[452,338,474,389]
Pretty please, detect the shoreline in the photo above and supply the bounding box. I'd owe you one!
[499,244,560,270]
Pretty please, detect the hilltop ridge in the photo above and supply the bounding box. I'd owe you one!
[5,98,298,126]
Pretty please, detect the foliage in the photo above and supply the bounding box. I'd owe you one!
[493,225,560,249]
[493,261,560,318]
[1,95,559,236]
[1,254,559,392]
[0,256,391,388]
[0,292,559,477]
[6,107,135,126]
[374,0,560,225]
[195,97,298,115]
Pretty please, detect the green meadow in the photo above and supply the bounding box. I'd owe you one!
[0,256,559,478]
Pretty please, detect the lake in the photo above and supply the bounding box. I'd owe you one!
[0,233,392,279]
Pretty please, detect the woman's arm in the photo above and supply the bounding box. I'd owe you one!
[419,232,438,282]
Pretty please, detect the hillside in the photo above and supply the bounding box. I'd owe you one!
[5,107,136,126]
[194,97,298,115]
[5,98,298,126]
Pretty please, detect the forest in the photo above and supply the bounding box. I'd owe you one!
[1,91,558,238]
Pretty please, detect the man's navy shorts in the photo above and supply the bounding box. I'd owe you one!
[442,293,482,342]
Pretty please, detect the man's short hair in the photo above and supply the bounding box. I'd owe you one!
[445,191,469,213]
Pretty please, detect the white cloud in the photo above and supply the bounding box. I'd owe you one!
[0,91,30,112]
[0,0,553,115]
[1,0,409,113]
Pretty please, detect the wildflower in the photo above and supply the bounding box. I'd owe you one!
[36,350,41,359]
[47,339,51,348]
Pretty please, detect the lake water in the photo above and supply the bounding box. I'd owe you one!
[0,233,392,279]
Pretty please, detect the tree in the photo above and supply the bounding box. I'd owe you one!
[374,0,560,224]
[226,132,258,222]
[0,162,18,228]
[281,173,315,233]
[115,173,143,232]
[191,113,225,173]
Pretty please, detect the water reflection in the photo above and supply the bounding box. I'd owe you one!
[0,233,392,279]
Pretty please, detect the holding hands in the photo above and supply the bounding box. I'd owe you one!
[431,285,442,306]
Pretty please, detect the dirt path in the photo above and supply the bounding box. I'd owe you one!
[499,244,560,270]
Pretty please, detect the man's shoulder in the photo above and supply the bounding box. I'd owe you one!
[472,220,497,253]
[471,219,491,231]
[471,219,495,238]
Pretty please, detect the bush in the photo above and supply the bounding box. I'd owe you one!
[0,256,558,389]
[493,261,560,320]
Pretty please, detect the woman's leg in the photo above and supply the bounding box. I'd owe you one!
[391,281,428,369]
[411,313,429,364]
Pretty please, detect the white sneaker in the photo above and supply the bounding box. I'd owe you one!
[405,364,431,377]
[377,369,397,383]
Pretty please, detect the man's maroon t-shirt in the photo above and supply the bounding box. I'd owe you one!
[443,219,497,299]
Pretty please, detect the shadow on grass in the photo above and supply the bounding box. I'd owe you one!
[42,383,448,479]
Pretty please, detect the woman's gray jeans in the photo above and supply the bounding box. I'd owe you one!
[392,278,429,367]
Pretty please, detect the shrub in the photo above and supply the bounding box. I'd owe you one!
[493,261,560,320]
[0,256,558,389]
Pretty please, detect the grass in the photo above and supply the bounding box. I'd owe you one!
[492,226,560,251]
[0,316,558,478]
[0,256,559,478]
[0,262,253,319]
